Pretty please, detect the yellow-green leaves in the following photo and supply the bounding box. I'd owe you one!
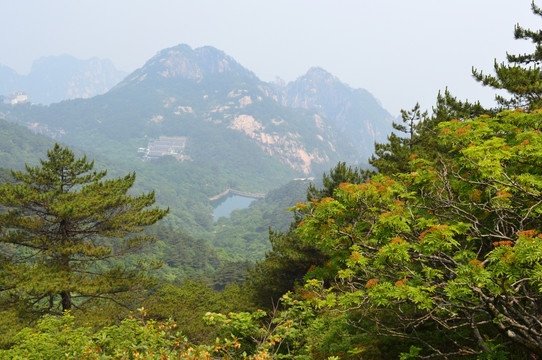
[289,110,542,355]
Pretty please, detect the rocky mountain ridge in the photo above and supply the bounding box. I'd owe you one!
[117,45,257,86]
[110,44,392,171]
[275,67,393,156]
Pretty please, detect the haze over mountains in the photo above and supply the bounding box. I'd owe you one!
[0,43,396,261]
[0,44,394,173]
[0,55,127,104]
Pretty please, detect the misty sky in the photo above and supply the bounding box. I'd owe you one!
[1,0,539,116]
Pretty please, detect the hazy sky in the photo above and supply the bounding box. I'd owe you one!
[1,1,539,116]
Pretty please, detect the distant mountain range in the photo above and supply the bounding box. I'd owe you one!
[0,55,127,104]
[0,44,396,257]
[0,44,393,174]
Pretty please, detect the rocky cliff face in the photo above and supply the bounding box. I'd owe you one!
[0,55,127,104]
[112,45,344,174]
[275,67,394,157]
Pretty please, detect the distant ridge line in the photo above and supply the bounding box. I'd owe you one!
[209,188,265,201]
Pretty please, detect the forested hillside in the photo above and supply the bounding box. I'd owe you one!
[211,179,313,260]
[0,118,56,169]
[0,44,390,259]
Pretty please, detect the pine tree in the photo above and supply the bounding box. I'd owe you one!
[473,1,542,109]
[368,103,427,175]
[369,91,489,176]
[306,161,367,200]
[0,144,168,316]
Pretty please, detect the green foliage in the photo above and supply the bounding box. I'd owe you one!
[0,312,214,359]
[205,290,413,359]
[0,144,168,318]
[370,90,489,177]
[248,229,329,309]
[142,280,257,343]
[143,223,221,281]
[204,293,318,359]
[248,163,369,309]
[212,180,311,261]
[307,161,368,200]
[207,261,251,291]
[290,110,542,357]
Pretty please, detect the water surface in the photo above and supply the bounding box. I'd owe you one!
[212,194,256,221]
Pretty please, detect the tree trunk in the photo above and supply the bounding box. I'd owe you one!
[60,291,71,312]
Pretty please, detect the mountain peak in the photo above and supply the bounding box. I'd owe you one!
[278,67,393,157]
[305,66,333,77]
[119,44,256,86]
[298,67,338,84]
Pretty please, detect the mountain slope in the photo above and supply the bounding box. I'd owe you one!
[0,118,56,170]
[276,67,394,157]
[109,45,355,174]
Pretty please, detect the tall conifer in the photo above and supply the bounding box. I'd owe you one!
[473,1,542,109]
[0,144,168,315]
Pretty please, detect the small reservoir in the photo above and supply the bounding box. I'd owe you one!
[212,194,257,221]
